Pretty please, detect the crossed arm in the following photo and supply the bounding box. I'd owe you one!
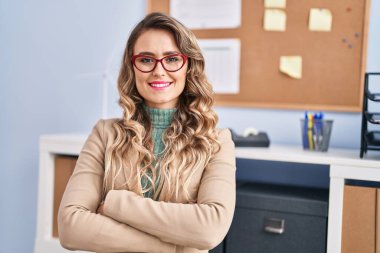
[58,120,236,252]
[58,120,176,253]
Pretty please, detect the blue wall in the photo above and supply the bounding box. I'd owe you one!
[0,0,379,252]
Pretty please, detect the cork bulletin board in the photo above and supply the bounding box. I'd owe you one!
[147,0,371,112]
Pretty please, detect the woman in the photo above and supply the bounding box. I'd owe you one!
[58,12,236,253]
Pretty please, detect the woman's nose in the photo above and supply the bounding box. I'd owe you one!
[152,61,166,76]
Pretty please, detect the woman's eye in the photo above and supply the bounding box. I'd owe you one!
[139,58,154,64]
[165,56,180,63]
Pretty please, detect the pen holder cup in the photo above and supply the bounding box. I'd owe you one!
[300,119,333,152]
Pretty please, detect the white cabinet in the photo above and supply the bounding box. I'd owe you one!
[35,135,380,253]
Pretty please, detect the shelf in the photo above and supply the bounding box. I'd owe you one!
[365,73,380,101]
[365,131,380,146]
[365,91,380,102]
[361,73,380,157]
[364,112,380,124]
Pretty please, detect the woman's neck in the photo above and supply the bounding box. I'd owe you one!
[143,104,176,129]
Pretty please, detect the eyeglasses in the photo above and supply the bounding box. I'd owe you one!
[131,54,188,73]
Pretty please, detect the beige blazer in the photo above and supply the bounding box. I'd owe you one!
[58,119,236,253]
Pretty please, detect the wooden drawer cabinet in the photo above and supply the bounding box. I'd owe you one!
[341,185,379,253]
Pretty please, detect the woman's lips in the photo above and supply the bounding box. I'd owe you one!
[148,81,172,89]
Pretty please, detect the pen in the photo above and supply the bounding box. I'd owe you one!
[303,112,309,149]
[314,112,324,151]
[308,113,314,150]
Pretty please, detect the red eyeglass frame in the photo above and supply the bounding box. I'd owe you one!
[131,53,188,73]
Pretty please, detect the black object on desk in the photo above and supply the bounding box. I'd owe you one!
[229,129,270,147]
[360,72,380,158]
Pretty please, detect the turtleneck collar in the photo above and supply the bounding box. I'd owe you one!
[143,104,177,129]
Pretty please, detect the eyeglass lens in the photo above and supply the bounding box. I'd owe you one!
[134,55,185,72]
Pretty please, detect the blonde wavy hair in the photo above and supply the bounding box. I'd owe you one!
[103,12,220,202]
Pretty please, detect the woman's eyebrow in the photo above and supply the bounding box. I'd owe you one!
[163,51,180,55]
[136,51,180,56]
[136,51,155,56]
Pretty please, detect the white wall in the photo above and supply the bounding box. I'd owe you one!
[0,0,379,252]
[0,1,146,252]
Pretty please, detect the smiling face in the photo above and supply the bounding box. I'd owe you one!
[133,29,188,109]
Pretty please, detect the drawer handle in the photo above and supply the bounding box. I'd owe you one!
[264,218,285,235]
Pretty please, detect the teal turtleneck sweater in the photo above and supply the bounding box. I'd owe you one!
[142,105,176,198]
[144,105,176,155]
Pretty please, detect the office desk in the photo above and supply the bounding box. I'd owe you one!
[236,146,380,253]
[35,135,380,253]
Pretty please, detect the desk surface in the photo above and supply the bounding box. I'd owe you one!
[236,146,380,168]
[41,134,380,168]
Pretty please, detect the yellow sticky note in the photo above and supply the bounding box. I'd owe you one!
[264,9,286,32]
[309,8,332,32]
[280,56,302,79]
[264,0,286,9]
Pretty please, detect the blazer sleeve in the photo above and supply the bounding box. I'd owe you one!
[102,128,236,250]
[58,120,176,253]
